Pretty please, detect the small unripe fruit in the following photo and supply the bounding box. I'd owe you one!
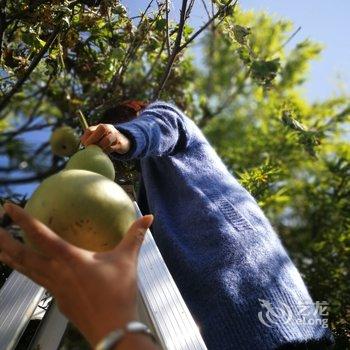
[50,126,80,157]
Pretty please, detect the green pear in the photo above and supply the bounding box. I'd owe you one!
[65,145,115,180]
[50,126,80,157]
[25,169,136,252]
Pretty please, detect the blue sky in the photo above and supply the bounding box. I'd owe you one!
[242,0,350,101]
[126,0,350,102]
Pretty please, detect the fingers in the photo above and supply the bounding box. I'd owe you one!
[4,203,78,260]
[117,215,153,259]
[80,125,97,144]
[98,132,118,151]
[0,228,52,286]
[80,124,130,154]
[82,124,115,147]
[84,124,106,146]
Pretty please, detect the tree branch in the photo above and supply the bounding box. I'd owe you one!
[0,123,55,146]
[0,75,54,147]
[165,0,171,56]
[0,165,64,185]
[199,69,251,128]
[153,0,237,99]
[200,0,211,19]
[109,0,156,90]
[179,0,237,51]
[0,142,50,172]
[321,105,350,131]
[0,0,7,61]
[143,38,167,81]
[153,0,189,99]
[0,25,61,117]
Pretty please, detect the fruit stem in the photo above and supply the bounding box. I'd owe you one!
[78,110,89,130]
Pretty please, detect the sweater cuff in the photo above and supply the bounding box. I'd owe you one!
[111,123,146,161]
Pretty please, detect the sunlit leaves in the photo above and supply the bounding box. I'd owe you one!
[233,24,250,44]
[250,58,280,88]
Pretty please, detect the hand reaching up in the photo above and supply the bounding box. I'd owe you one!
[0,203,154,348]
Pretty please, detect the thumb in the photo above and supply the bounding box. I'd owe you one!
[117,215,153,258]
[80,125,97,144]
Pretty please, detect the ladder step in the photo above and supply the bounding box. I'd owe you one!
[29,301,68,350]
[0,271,45,350]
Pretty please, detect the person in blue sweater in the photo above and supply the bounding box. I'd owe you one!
[80,101,333,350]
[0,101,333,350]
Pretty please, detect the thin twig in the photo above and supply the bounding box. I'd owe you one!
[0,0,7,61]
[199,69,250,128]
[0,165,64,185]
[185,0,196,20]
[0,25,61,117]
[321,105,350,130]
[153,0,189,99]
[153,0,237,99]
[0,142,50,172]
[144,39,167,81]
[0,75,54,146]
[165,0,171,56]
[0,123,55,141]
[0,74,16,82]
[179,0,237,51]
[276,26,301,53]
[200,0,211,19]
[109,0,156,90]
[77,109,89,130]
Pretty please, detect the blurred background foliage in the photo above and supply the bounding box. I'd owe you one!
[0,0,349,348]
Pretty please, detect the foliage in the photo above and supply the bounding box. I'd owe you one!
[0,1,349,347]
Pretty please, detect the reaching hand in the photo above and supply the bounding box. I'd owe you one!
[0,203,153,347]
[81,124,131,154]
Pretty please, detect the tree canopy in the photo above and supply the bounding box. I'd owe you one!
[0,1,349,348]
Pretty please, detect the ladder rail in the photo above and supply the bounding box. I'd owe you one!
[0,271,45,350]
[0,203,207,350]
[135,202,207,350]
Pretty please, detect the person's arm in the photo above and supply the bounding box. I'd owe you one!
[81,101,193,159]
[0,203,160,350]
[113,101,192,159]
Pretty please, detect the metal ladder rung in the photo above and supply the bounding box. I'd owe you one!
[0,272,45,350]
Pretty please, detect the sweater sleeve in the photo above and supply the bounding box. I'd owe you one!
[111,101,193,160]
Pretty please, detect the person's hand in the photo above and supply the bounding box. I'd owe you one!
[0,202,153,347]
[80,124,131,154]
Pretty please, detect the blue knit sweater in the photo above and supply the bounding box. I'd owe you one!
[113,102,333,350]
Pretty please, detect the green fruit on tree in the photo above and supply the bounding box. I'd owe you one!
[65,145,115,180]
[50,126,80,157]
[25,169,136,252]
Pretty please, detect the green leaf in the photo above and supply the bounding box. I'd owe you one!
[233,25,251,44]
[155,18,167,31]
[251,58,280,87]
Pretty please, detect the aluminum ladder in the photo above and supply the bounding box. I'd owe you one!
[0,202,207,349]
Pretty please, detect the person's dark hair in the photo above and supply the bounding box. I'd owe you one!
[100,100,148,124]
